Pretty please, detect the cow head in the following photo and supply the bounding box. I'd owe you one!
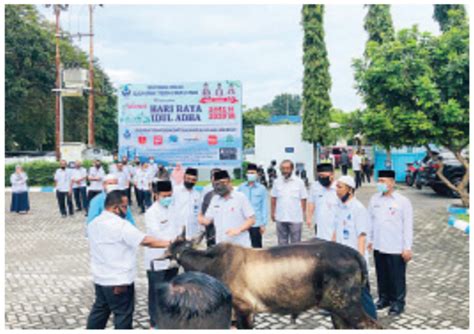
[159,227,206,263]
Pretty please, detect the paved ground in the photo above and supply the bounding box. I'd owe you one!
[4,182,469,329]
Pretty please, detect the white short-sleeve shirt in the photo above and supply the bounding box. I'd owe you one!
[114,170,130,190]
[10,173,28,193]
[334,197,369,263]
[173,185,204,239]
[71,167,87,188]
[352,154,362,171]
[271,176,308,223]
[144,201,184,271]
[135,168,152,191]
[88,211,146,286]
[368,191,413,254]
[308,181,339,241]
[54,168,72,192]
[205,191,255,247]
[88,167,105,191]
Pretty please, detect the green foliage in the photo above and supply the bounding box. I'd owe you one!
[433,4,467,32]
[5,5,118,152]
[242,107,270,148]
[263,93,301,116]
[301,5,332,145]
[5,160,111,186]
[364,5,394,46]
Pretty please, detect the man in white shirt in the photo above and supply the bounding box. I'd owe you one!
[368,170,413,316]
[86,190,171,329]
[173,168,203,239]
[88,160,105,203]
[71,160,88,214]
[135,162,153,213]
[306,163,339,241]
[54,159,74,218]
[121,155,134,205]
[271,160,308,245]
[114,162,130,191]
[331,175,377,321]
[352,150,363,189]
[199,170,255,247]
[144,180,183,328]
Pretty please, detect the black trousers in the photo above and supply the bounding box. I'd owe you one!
[73,187,88,212]
[354,171,362,189]
[206,223,216,247]
[88,190,102,204]
[341,164,348,176]
[137,190,152,213]
[363,166,371,183]
[249,226,263,248]
[87,283,135,329]
[374,250,407,308]
[133,186,140,206]
[56,191,73,216]
[147,268,179,328]
[127,185,133,205]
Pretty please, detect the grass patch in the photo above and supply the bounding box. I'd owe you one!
[457,213,470,222]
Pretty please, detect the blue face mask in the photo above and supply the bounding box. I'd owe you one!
[159,197,173,208]
[247,174,257,182]
[377,183,389,194]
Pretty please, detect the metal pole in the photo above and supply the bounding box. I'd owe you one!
[88,4,95,147]
[55,7,61,161]
[60,65,64,143]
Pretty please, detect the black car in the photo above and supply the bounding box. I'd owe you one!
[425,151,468,198]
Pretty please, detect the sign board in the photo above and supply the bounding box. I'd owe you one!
[118,81,243,167]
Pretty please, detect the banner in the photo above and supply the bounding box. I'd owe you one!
[118,81,242,167]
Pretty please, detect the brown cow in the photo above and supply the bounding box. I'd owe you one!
[159,231,382,329]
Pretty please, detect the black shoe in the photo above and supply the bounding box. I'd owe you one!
[388,304,404,316]
[376,299,391,310]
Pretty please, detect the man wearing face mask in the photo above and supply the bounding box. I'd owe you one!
[200,168,221,247]
[144,180,181,329]
[88,160,105,204]
[331,175,377,321]
[368,170,413,316]
[54,159,74,218]
[271,160,308,245]
[87,174,136,226]
[87,190,172,329]
[237,163,268,248]
[199,170,255,247]
[173,168,203,239]
[306,163,339,241]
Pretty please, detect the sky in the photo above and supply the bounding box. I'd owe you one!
[36,4,442,111]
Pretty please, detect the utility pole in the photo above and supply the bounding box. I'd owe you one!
[47,4,68,161]
[88,4,95,147]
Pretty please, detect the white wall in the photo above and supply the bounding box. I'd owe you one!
[254,124,315,181]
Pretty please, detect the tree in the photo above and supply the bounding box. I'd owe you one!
[5,5,118,152]
[433,4,467,32]
[264,93,301,116]
[363,5,394,47]
[242,107,270,149]
[354,8,469,206]
[301,5,332,170]
[354,5,397,166]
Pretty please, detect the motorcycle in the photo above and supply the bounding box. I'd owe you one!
[405,161,419,187]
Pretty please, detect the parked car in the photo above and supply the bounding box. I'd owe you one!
[426,151,468,198]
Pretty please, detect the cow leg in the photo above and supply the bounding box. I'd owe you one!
[235,309,253,329]
[330,314,351,329]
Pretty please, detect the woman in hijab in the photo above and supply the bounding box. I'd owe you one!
[170,162,185,186]
[10,165,30,214]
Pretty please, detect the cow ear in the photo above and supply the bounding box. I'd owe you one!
[179,226,186,240]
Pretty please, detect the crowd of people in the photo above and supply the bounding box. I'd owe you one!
[8,155,413,329]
